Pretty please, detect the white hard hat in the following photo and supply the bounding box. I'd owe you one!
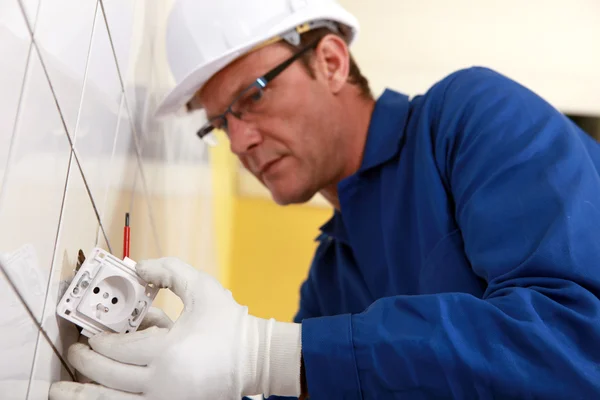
[155,0,360,116]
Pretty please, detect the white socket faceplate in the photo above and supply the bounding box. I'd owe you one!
[56,248,159,337]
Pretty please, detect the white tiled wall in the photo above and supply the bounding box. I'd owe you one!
[0,0,215,398]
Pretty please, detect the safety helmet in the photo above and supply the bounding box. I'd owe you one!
[155,0,360,116]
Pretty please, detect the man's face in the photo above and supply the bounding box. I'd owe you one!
[194,39,348,205]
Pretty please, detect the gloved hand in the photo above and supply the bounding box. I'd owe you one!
[48,257,302,399]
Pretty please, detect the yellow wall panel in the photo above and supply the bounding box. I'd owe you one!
[209,132,238,288]
[229,197,332,321]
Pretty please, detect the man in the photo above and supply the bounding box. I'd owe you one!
[50,0,600,399]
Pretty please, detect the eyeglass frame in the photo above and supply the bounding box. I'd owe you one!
[196,36,322,142]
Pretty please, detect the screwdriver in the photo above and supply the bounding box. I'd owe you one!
[123,213,131,259]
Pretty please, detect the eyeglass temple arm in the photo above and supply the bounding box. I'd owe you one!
[196,39,321,139]
[261,38,321,85]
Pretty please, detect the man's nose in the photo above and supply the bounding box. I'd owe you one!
[227,115,262,155]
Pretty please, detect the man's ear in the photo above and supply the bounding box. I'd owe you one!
[313,34,350,94]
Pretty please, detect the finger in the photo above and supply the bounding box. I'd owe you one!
[136,257,204,307]
[139,307,174,330]
[67,342,149,393]
[74,332,94,383]
[49,381,140,400]
[88,326,168,366]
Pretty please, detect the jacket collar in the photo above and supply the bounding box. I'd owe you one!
[357,89,410,173]
[317,89,410,243]
[316,210,349,244]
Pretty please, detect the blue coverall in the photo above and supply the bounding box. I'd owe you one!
[265,67,600,399]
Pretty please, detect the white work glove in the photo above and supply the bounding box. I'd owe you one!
[48,258,302,399]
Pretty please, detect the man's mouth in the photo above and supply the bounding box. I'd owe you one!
[259,157,285,177]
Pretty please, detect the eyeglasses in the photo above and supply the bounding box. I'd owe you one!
[196,37,322,144]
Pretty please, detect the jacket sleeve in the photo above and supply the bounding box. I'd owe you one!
[300,67,600,399]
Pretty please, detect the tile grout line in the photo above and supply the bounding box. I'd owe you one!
[127,34,165,255]
[11,0,80,388]
[0,257,76,383]
[25,331,43,399]
[99,0,142,146]
[0,262,77,398]
[0,0,42,211]
[25,0,110,262]
[71,149,114,254]
[27,0,99,320]
[13,0,80,391]
[102,0,150,173]
[66,0,100,148]
[30,41,74,147]
[46,151,76,336]
[99,223,113,255]
[98,0,151,256]
[59,0,113,256]
[123,90,146,164]
[18,0,74,149]
[33,0,98,268]
[0,40,34,212]
[98,0,150,180]
[99,0,165,255]
[95,0,140,253]
[98,0,127,104]
[26,150,77,398]
[121,75,163,255]
[15,0,37,36]
[96,94,126,240]
[15,0,104,386]
[95,94,127,252]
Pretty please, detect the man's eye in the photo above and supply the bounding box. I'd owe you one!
[232,85,266,116]
[250,89,263,102]
[244,86,264,106]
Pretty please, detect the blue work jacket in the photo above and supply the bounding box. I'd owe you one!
[266,67,600,399]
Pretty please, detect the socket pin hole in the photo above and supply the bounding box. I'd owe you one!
[66,299,70,303]
[93,287,100,294]
[125,330,130,333]
[111,297,118,304]
[65,310,71,315]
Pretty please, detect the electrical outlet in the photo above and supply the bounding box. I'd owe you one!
[56,247,159,337]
